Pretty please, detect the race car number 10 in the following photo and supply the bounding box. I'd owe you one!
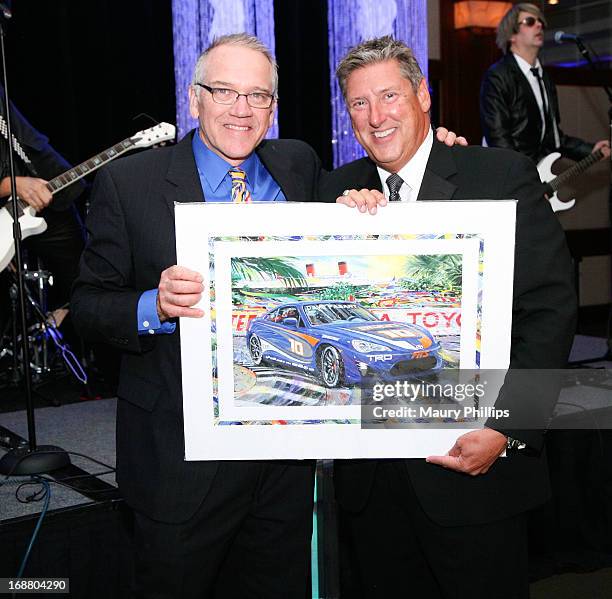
[290,339,305,355]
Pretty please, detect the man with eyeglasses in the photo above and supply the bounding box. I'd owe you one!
[71,33,324,599]
[480,2,610,164]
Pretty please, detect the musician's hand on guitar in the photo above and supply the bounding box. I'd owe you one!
[593,140,610,160]
[13,176,53,212]
[157,265,204,322]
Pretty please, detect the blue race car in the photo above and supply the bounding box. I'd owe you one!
[245,301,442,387]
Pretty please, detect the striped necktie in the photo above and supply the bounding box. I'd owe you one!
[229,167,252,203]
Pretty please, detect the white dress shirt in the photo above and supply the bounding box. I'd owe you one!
[376,128,433,202]
[512,52,559,147]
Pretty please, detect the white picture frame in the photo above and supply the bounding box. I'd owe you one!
[176,201,516,460]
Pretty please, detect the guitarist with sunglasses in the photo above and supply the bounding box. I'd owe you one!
[479,3,610,168]
[0,85,86,336]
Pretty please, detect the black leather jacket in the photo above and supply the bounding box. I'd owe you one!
[480,53,593,164]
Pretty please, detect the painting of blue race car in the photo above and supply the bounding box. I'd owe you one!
[245,301,442,388]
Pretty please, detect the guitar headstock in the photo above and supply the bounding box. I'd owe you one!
[131,122,176,149]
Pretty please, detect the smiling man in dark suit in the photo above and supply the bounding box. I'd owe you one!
[71,34,320,599]
[320,36,576,599]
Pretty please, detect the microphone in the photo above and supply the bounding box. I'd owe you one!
[554,31,580,44]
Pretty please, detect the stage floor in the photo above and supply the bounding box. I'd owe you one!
[0,336,611,598]
[1,398,117,520]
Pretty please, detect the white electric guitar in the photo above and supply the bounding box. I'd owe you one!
[537,149,603,213]
[0,122,176,272]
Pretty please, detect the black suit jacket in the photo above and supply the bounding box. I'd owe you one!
[480,53,592,164]
[321,140,577,526]
[71,132,321,523]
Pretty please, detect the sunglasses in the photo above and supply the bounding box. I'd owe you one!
[518,16,545,28]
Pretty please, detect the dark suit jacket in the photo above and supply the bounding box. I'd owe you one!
[71,132,321,523]
[321,140,577,526]
[480,53,592,164]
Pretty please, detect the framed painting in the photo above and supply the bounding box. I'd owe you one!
[176,201,516,459]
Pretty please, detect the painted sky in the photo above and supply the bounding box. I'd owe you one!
[296,255,410,280]
[294,254,460,281]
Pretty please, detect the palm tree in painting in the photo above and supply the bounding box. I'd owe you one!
[403,254,462,291]
[231,257,308,305]
[441,255,462,290]
[231,257,307,287]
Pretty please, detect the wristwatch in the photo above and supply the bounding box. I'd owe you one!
[506,436,527,451]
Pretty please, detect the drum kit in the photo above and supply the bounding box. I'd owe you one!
[0,258,87,391]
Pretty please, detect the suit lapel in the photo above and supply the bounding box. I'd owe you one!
[256,140,307,201]
[507,54,543,139]
[418,141,457,200]
[163,131,205,219]
[358,159,384,193]
[162,135,306,213]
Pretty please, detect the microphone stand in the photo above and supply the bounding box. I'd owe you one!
[567,36,612,363]
[0,5,70,474]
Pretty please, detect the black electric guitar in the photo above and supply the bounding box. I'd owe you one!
[0,122,175,271]
[537,149,604,213]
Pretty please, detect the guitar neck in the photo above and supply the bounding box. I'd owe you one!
[6,123,175,220]
[549,149,603,192]
[46,137,137,195]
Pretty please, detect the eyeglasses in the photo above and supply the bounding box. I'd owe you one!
[195,83,275,109]
[517,16,545,28]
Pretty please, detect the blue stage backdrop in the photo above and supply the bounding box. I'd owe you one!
[328,0,428,167]
[172,0,277,140]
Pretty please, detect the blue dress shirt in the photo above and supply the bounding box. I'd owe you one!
[191,131,286,202]
[137,132,286,336]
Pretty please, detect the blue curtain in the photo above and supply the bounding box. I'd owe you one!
[328,0,428,167]
[172,0,277,140]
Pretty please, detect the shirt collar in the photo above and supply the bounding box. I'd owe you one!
[191,131,259,192]
[512,52,542,76]
[376,128,433,201]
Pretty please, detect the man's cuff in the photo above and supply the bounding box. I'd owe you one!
[137,289,176,336]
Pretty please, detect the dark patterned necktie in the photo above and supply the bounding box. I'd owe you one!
[386,173,404,202]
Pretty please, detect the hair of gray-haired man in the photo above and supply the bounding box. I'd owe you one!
[191,32,279,97]
[336,36,424,101]
[496,3,547,54]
